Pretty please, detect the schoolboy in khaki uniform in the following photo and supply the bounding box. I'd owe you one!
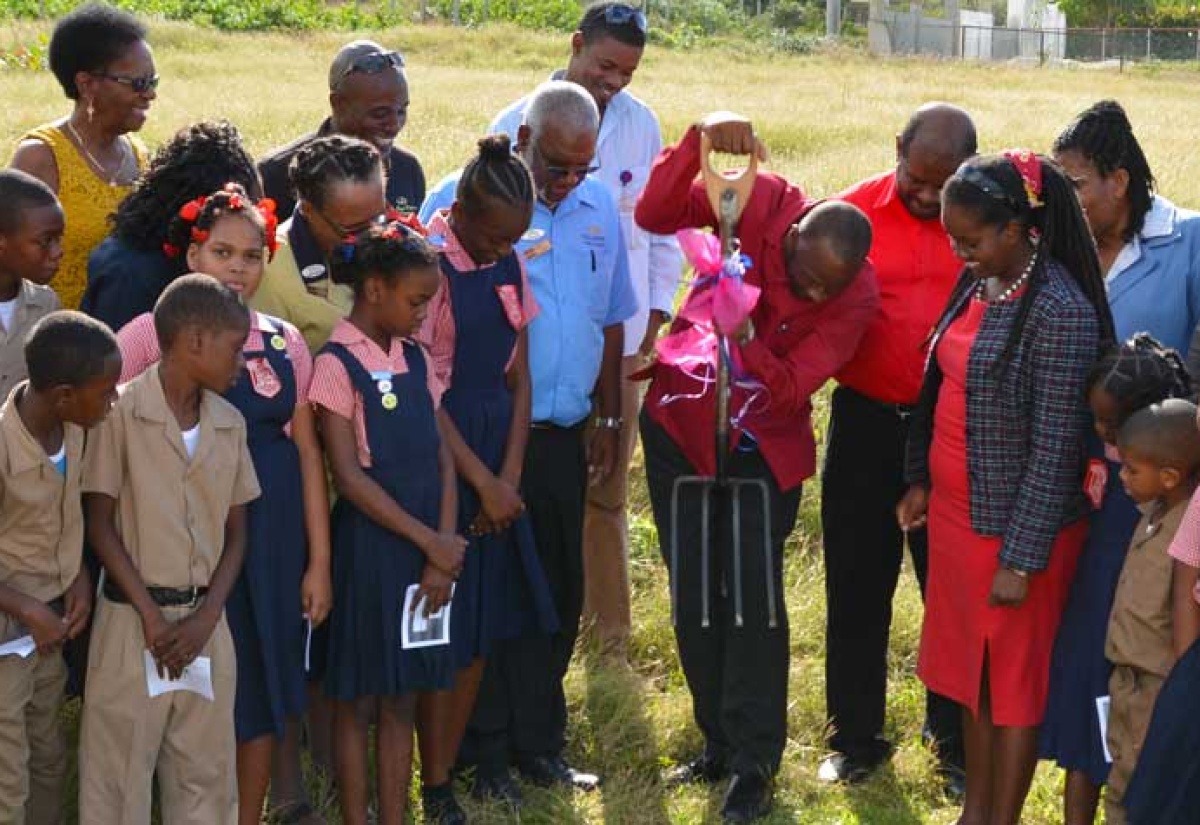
[0,312,121,825]
[1105,399,1200,825]
[79,276,260,825]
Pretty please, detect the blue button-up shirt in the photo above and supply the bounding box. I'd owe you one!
[421,173,637,427]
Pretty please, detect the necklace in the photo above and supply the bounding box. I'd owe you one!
[65,118,132,187]
[976,251,1037,304]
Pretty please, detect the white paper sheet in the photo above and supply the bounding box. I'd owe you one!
[1096,695,1112,763]
[0,635,35,659]
[400,583,453,650]
[304,617,313,673]
[143,650,214,701]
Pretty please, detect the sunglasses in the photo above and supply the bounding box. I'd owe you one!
[336,50,405,84]
[93,71,159,94]
[604,4,648,33]
[530,146,599,181]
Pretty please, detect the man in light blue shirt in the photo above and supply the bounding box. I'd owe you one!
[489,0,682,666]
[421,79,635,801]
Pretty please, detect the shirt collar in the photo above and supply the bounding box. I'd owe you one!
[0,383,57,475]
[252,312,279,334]
[1140,194,1174,240]
[873,169,901,210]
[131,366,242,430]
[328,318,412,357]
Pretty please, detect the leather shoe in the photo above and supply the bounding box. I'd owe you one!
[664,755,730,786]
[720,772,773,823]
[473,768,523,807]
[816,751,886,785]
[421,782,466,825]
[517,755,601,791]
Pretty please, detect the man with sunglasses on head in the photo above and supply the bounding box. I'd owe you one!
[259,40,424,221]
[490,0,682,668]
[421,79,635,804]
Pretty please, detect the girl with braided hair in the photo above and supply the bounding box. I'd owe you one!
[1041,334,1192,825]
[1053,100,1200,357]
[898,150,1114,825]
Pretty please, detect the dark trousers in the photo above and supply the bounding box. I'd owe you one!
[462,425,586,769]
[641,411,802,777]
[821,386,964,769]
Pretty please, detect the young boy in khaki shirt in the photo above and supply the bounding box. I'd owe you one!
[79,275,260,825]
[1105,398,1200,825]
[0,311,121,824]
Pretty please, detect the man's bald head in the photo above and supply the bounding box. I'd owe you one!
[894,102,977,220]
[784,201,872,302]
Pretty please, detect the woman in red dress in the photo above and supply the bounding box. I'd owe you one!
[898,152,1115,825]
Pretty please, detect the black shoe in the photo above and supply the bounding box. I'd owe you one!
[517,755,601,791]
[720,772,773,824]
[817,737,893,785]
[421,782,466,825]
[664,755,730,786]
[937,762,966,802]
[473,768,523,808]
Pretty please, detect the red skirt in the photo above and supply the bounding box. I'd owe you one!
[917,298,1085,727]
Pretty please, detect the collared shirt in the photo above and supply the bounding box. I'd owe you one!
[0,383,85,612]
[0,280,60,401]
[416,210,539,388]
[422,172,637,427]
[635,125,880,491]
[116,310,313,422]
[258,118,426,220]
[906,261,1099,572]
[490,78,682,357]
[248,216,353,355]
[82,367,260,589]
[835,170,962,405]
[1104,195,1200,357]
[1107,497,1188,677]
[309,318,444,467]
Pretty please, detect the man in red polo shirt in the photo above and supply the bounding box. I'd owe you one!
[636,112,878,824]
[818,103,976,791]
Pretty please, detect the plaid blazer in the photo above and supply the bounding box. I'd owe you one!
[905,260,1100,573]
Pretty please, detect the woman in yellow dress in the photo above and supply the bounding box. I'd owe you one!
[10,4,153,309]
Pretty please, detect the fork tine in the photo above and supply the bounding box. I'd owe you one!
[731,486,744,628]
[700,484,711,629]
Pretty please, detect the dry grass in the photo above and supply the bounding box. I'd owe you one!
[3,17,1200,824]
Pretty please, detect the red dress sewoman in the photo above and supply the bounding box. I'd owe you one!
[919,294,1086,726]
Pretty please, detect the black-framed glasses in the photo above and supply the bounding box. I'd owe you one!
[93,71,159,94]
[336,50,405,85]
[605,4,648,33]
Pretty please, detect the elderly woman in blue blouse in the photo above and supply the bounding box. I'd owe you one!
[1040,100,1200,825]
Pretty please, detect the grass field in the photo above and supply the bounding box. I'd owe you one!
[4,18,1200,824]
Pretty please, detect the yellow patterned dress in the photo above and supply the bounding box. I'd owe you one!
[16,124,148,309]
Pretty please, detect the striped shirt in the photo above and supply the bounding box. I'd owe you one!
[1168,484,1200,606]
[309,318,443,467]
[417,209,539,388]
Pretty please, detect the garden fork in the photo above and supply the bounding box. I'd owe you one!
[669,134,776,630]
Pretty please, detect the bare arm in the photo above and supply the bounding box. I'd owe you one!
[293,401,333,626]
[10,140,60,193]
[1172,559,1200,659]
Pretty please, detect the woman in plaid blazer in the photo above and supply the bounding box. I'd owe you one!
[897,151,1115,825]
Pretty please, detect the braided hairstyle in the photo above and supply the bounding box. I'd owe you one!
[110,121,260,260]
[288,135,381,212]
[455,134,534,217]
[940,153,1116,375]
[330,220,438,297]
[162,183,274,260]
[1053,101,1155,242]
[1088,333,1191,424]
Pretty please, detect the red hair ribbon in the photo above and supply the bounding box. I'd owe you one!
[257,198,279,261]
[1003,149,1043,210]
[178,195,208,223]
[387,208,427,237]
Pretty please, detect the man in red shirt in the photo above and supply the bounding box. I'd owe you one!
[636,112,878,823]
[818,103,976,791]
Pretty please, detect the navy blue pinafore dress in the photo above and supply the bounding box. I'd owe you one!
[438,253,558,670]
[224,327,308,742]
[320,339,454,699]
[1039,434,1138,784]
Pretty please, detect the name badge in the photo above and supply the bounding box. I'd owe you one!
[524,239,552,262]
[247,357,282,399]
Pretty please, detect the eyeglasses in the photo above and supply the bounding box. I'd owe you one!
[604,4,648,33]
[530,146,599,182]
[93,71,159,94]
[336,50,405,85]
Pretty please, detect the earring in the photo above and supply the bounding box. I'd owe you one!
[86,98,95,123]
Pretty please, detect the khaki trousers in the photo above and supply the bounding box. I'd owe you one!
[0,644,67,825]
[581,355,644,659]
[1105,665,1165,825]
[79,598,237,825]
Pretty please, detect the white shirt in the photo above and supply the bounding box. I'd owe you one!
[490,77,683,357]
[0,298,16,334]
[181,424,200,459]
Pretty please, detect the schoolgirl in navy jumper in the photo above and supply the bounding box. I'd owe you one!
[1039,333,1191,825]
[113,183,333,825]
[415,134,558,820]
[309,222,465,825]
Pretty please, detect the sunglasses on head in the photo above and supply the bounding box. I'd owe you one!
[337,50,405,84]
[93,71,159,94]
[604,4,648,33]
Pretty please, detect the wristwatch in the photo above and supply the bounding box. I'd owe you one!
[594,416,623,431]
